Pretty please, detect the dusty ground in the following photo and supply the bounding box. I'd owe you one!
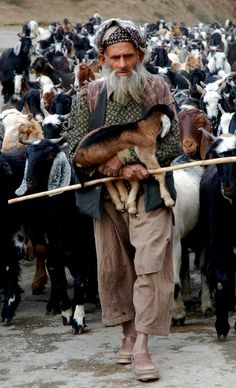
[0,0,235,27]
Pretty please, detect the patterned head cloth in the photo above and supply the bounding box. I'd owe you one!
[95,18,148,53]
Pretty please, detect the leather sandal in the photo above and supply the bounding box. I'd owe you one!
[116,336,136,364]
[131,352,160,381]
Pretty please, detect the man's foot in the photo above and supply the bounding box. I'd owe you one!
[131,352,160,381]
[116,336,136,364]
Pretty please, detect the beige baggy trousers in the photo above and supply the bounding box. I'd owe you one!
[94,194,174,336]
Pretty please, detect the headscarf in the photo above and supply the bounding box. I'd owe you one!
[94,18,148,53]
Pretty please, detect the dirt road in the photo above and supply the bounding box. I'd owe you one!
[1,27,236,388]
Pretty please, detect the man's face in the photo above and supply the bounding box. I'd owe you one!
[98,42,144,76]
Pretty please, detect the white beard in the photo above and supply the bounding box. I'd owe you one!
[101,62,149,105]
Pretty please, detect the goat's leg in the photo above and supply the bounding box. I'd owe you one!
[198,247,213,316]
[46,255,71,315]
[114,180,140,215]
[137,150,175,207]
[68,263,87,334]
[200,272,213,316]
[172,237,186,325]
[114,180,129,204]
[71,273,86,334]
[108,180,140,215]
[154,172,175,207]
[31,244,48,295]
[105,181,126,212]
[125,180,140,215]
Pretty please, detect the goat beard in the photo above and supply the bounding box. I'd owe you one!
[101,62,149,105]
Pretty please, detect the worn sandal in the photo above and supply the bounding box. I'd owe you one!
[116,336,136,364]
[132,352,160,381]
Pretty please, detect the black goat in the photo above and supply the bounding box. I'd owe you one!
[0,148,27,324]
[50,92,72,115]
[0,34,36,103]
[198,129,236,338]
[15,138,98,334]
[30,55,74,91]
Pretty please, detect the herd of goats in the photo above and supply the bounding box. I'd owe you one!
[0,13,236,338]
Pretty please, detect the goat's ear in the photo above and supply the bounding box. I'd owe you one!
[200,130,213,159]
[198,127,217,142]
[14,41,22,56]
[196,84,206,95]
[21,102,30,114]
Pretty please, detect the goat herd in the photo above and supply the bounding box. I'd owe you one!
[0,13,236,340]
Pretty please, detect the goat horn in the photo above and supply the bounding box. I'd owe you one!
[219,80,227,92]
[18,137,37,145]
[49,135,67,144]
[58,113,70,121]
[65,85,74,95]
[196,84,206,95]
[40,97,50,117]
[54,79,62,88]
[200,81,206,88]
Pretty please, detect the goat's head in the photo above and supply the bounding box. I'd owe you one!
[200,128,236,200]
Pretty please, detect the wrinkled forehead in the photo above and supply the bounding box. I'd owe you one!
[216,135,236,154]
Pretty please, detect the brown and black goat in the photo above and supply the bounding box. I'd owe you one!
[74,104,175,214]
[178,107,214,160]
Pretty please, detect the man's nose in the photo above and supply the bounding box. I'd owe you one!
[118,56,127,69]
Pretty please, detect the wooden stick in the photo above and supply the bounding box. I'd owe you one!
[8,155,236,204]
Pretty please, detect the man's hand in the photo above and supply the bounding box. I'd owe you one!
[121,163,149,180]
[98,155,123,177]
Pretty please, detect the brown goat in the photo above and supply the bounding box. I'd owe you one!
[171,52,204,73]
[74,104,175,214]
[0,108,44,152]
[178,107,214,159]
[74,63,96,90]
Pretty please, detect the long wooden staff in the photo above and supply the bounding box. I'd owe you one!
[8,155,236,204]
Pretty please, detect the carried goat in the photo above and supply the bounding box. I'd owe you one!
[74,104,176,214]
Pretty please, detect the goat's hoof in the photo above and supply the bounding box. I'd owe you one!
[62,316,73,326]
[215,322,230,339]
[116,204,126,212]
[172,316,185,326]
[127,207,138,215]
[203,308,213,317]
[32,286,45,295]
[217,333,228,340]
[164,198,175,208]
[126,202,138,215]
[72,318,86,334]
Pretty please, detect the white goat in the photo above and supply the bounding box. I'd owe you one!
[171,162,204,324]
